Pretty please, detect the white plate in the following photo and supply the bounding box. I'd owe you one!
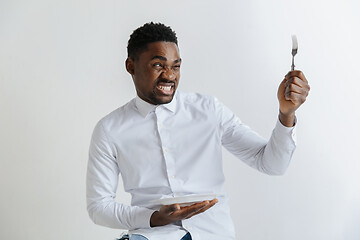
[150,193,218,206]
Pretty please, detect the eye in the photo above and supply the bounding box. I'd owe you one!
[172,65,181,71]
[152,63,163,69]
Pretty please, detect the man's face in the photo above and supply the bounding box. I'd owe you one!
[126,41,181,105]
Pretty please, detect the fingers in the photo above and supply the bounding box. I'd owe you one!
[285,82,308,100]
[170,198,218,219]
[285,76,310,93]
[170,201,209,219]
[151,199,219,227]
[285,70,308,84]
[284,91,307,105]
[193,198,218,215]
[185,198,218,219]
[162,204,180,215]
[284,70,310,102]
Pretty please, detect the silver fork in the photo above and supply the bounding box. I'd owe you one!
[291,35,298,71]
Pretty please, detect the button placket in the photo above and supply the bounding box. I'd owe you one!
[156,108,178,191]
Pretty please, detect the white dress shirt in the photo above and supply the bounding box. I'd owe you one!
[86,91,296,240]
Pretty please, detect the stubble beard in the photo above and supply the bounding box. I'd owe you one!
[149,89,176,105]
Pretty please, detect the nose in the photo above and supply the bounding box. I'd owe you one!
[161,66,176,80]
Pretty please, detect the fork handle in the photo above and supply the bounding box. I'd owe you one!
[291,56,295,71]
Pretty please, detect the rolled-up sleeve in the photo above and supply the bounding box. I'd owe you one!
[86,121,154,229]
[215,98,296,175]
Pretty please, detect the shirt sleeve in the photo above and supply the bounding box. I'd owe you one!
[86,121,154,230]
[215,98,297,175]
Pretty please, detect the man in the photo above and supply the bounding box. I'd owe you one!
[86,22,310,240]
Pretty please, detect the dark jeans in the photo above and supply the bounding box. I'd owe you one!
[180,232,192,240]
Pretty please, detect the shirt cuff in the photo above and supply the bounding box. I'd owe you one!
[275,117,297,145]
[132,207,156,229]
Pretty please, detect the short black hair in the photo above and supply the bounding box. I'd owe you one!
[127,22,178,60]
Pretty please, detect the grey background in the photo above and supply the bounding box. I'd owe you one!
[1,0,359,239]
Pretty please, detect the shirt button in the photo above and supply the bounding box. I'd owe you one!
[171,175,175,179]
[164,147,168,152]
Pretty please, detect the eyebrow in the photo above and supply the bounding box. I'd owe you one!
[151,55,182,63]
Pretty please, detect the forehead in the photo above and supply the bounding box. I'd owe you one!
[138,41,180,62]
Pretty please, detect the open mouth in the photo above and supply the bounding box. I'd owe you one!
[156,82,175,95]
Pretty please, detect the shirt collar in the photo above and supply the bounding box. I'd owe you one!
[135,93,177,118]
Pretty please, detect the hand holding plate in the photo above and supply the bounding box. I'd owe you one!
[150,198,218,227]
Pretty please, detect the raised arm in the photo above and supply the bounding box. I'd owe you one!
[219,71,309,175]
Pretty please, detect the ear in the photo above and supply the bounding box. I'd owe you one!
[125,57,135,75]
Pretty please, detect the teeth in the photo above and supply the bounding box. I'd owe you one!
[159,86,171,91]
